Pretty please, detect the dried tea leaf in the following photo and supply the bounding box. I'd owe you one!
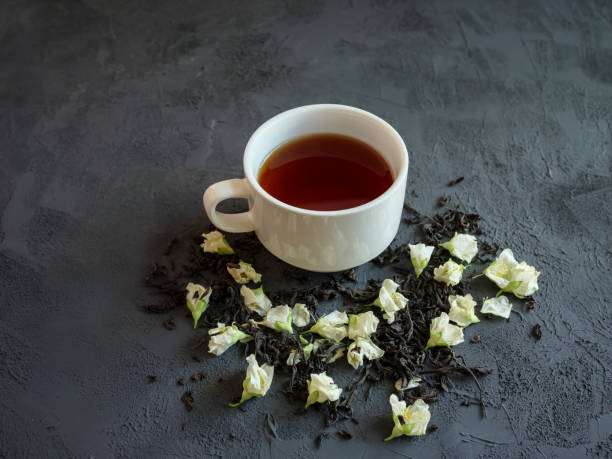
[532,324,542,340]
[181,391,194,412]
[336,430,353,440]
[447,177,464,187]
[265,413,278,439]
[314,432,329,449]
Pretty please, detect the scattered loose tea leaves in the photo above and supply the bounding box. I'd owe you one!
[336,430,353,440]
[470,335,481,344]
[163,318,176,330]
[147,375,157,383]
[191,372,204,382]
[177,378,185,386]
[144,205,497,432]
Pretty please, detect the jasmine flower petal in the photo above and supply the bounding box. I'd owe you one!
[348,311,379,340]
[481,295,513,319]
[394,376,422,392]
[292,303,310,328]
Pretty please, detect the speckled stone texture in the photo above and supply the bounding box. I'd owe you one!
[1,0,611,457]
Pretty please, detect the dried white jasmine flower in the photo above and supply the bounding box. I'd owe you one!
[208,323,251,356]
[348,311,379,340]
[439,233,478,263]
[292,303,310,327]
[240,285,272,316]
[346,337,384,369]
[433,259,466,286]
[229,354,274,407]
[226,261,262,284]
[259,305,293,333]
[483,248,540,298]
[409,243,435,278]
[304,311,348,343]
[448,294,480,327]
[371,279,408,324]
[426,312,464,348]
[201,230,234,254]
[186,282,212,328]
[384,395,430,441]
[305,372,342,408]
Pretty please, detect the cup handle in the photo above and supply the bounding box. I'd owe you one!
[203,178,256,233]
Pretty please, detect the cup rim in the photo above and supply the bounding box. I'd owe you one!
[243,104,409,216]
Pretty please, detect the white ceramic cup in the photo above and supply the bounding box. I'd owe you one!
[203,104,409,272]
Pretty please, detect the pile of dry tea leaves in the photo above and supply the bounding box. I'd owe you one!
[143,198,538,440]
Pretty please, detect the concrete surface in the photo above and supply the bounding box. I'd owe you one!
[1,0,611,457]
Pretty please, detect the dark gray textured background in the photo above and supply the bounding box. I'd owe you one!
[1,0,611,457]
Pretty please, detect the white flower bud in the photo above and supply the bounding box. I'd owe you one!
[292,303,310,327]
